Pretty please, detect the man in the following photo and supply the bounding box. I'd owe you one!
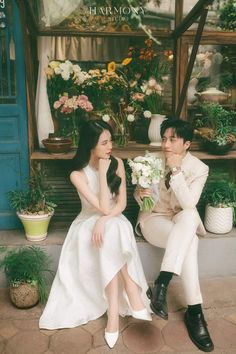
[135,118,214,352]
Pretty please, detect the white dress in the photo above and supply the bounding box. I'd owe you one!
[39,165,151,329]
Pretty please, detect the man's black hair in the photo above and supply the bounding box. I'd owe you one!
[160,118,194,142]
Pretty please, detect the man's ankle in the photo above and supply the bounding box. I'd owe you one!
[187,304,203,316]
[155,271,173,287]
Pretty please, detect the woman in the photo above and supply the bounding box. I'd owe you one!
[39,120,152,348]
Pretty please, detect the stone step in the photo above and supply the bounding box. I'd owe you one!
[0,227,236,287]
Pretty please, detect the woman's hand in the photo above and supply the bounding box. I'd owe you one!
[135,187,152,200]
[91,217,107,248]
[99,158,111,175]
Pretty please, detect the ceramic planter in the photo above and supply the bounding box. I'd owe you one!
[203,140,234,155]
[195,87,230,104]
[204,204,233,234]
[17,212,54,241]
[148,114,166,146]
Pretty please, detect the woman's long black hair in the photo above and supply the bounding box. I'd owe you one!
[73,120,121,195]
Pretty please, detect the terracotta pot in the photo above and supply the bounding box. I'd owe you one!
[42,137,72,154]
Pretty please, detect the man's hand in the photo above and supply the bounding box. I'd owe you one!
[166,154,183,169]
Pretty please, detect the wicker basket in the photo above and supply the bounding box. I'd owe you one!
[10,282,39,308]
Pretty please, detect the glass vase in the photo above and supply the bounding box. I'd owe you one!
[113,123,129,147]
[71,113,79,148]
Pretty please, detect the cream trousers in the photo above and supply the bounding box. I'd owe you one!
[140,209,203,305]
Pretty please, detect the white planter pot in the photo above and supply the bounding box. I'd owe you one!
[17,212,54,241]
[204,205,233,234]
[148,114,166,146]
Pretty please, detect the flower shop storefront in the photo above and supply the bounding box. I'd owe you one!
[1,0,236,229]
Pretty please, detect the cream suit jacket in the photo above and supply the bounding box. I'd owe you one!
[135,152,209,237]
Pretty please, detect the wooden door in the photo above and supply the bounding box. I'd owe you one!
[0,0,29,228]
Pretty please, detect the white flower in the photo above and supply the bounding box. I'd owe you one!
[72,64,81,75]
[143,110,152,118]
[148,78,157,87]
[127,106,134,113]
[102,114,110,122]
[145,89,153,96]
[127,114,135,122]
[139,176,150,189]
[128,153,164,211]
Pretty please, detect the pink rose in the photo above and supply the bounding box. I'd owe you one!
[53,101,61,109]
[59,95,68,103]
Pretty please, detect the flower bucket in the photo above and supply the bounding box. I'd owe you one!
[17,212,54,242]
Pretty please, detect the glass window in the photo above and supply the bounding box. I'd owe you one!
[0,0,16,104]
[26,0,174,32]
[187,44,236,124]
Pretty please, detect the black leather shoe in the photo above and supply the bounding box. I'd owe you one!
[184,310,214,352]
[146,283,168,320]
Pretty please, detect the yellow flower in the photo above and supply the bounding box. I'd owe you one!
[45,67,54,78]
[49,60,60,69]
[108,61,116,72]
[122,58,132,66]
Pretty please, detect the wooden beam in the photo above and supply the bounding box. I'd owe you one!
[16,0,37,36]
[16,0,38,153]
[172,0,183,114]
[171,0,214,39]
[175,7,209,118]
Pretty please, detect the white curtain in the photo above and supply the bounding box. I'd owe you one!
[35,37,54,147]
[42,0,80,27]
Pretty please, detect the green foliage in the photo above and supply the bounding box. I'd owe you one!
[197,103,236,145]
[8,168,57,215]
[0,246,53,303]
[218,0,236,31]
[202,180,236,208]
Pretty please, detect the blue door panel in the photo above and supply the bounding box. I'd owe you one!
[0,154,22,228]
[0,0,29,229]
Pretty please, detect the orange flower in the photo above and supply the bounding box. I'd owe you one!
[108,61,116,72]
[145,39,153,48]
[122,58,132,66]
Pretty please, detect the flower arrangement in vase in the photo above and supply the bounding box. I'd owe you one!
[121,39,172,146]
[53,93,93,147]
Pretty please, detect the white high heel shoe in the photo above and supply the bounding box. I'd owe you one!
[104,330,119,348]
[124,293,152,321]
[131,308,152,321]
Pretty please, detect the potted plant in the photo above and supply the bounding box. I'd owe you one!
[195,102,236,154]
[8,168,57,242]
[218,0,236,31]
[0,246,53,308]
[202,180,236,234]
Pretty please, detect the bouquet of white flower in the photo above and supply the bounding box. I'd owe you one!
[128,153,164,211]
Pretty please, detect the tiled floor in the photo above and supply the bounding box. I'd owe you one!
[0,277,236,354]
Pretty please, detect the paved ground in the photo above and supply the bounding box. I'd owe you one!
[0,276,236,354]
